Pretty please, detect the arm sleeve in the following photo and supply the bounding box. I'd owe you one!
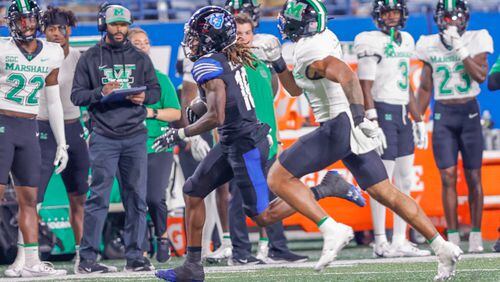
[46,84,66,146]
[143,56,161,105]
[71,55,103,106]
[158,72,181,109]
[191,57,224,85]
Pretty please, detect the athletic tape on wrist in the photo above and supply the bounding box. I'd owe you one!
[272,57,287,73]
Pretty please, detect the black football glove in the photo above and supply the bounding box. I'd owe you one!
[152,127,187,152]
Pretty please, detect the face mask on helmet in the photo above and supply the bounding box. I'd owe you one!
[7,0,41,42]
[372,0,408,33]
[434,0,469,35]
[182,6,237,62]
[278,0,327,42]
[225,0,262,27]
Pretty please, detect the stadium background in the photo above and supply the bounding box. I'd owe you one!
[0,0,498,269]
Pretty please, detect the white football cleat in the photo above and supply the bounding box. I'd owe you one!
[4,261,24,278]
[373,241,399,258]
[468,232,484,253]
[256,240,269,261]
[314,223,354,272]
[392,240,431,257]
[21,261,67,277]
[204,243,232,263]
[434,241,463,281]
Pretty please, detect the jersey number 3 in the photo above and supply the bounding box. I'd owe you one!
[5,73,45,106]
[235,68,255,111]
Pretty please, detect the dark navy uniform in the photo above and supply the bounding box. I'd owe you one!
[183,53,271,218]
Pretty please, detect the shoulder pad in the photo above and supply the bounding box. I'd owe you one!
[191,56,224,85]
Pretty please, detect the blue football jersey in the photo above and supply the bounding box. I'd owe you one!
[192,53,259,144]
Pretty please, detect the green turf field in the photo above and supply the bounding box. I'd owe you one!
[1,241,499,281]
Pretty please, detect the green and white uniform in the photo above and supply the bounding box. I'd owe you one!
[416,30,493,100]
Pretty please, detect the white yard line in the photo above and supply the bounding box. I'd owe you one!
[4,253,499,281]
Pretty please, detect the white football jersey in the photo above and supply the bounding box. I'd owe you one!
[0,38,64,114]
[38,47,81,120]
[416,29,493,100]
[292,29,349,122]
[354,30,414,105]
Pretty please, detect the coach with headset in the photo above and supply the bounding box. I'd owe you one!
[71,4,160,273]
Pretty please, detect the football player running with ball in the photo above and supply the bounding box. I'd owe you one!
[257,0,461,280]
[416,0,493,252]
[354,0,430,258]
[155,6,373,282]
[0,0,67,278]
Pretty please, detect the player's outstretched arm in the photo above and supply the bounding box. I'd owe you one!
[183,79,226,137]
[416,63,433,116]
[309,56,364,106]
[276,68,302,97]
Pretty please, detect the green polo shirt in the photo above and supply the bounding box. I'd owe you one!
[146,70,180,154]
[245,59,278,159]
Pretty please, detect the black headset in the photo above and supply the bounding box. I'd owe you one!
[97,2,111,32]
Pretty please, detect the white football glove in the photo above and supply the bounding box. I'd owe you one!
[443,26,469,60]
[252,34,282,63]
[189,135,210,162]
[358,119,387,155]
[54,145,69,174]
[413,121,429,150]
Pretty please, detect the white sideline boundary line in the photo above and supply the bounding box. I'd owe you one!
[3,253,500,281]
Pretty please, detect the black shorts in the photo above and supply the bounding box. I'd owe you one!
[432,99,483,170]
[375,102,414,160]
[183,128,270,218]
[37,120,90,203]
[279,112,388,190]
[0,114,41,187]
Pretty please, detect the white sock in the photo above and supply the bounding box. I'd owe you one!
[430,235,446,254]
[222,232,231,245]
[392,155,415,245]
[370,197,387,245]
[12,229,25,267]
[24,244,41,268]
[75,245,80,257]
[318,217,337,238]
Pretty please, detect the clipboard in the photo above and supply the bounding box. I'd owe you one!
[101,86,147,103]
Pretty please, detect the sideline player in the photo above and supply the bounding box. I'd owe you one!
[257,0,461,280]
[416,0,493,252]
[35,6,89,273]
[154,6,365,281]
[0,0,67,277]
[354,0,430,258]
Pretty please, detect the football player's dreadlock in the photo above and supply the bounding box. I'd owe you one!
[223,40,255,69]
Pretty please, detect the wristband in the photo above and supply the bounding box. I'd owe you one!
[152,109,158,119]
[178,128,186,140]
[365,108,378,121]
[272,57,287,73]
[350,104,365,127]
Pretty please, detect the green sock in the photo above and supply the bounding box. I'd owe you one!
[447,229,458,234]
[471,228,481,232]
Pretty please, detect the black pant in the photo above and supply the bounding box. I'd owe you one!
[229,156,288,258]
[146,152,174,237]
